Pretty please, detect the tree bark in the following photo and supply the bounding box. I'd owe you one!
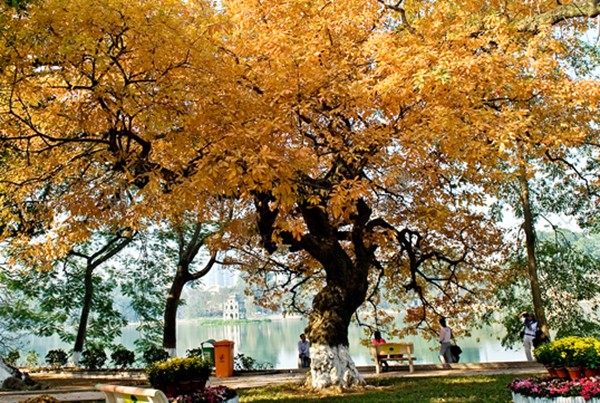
[163,265,188,356]
[518,168,549,336]
[161,222,217,355]
[307,277,368,389]
[69,231,133,365]
[296,201,372,389]
[73,264,94,365]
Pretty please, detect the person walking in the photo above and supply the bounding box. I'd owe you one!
[439,317,454,369]
[298,333,311,368]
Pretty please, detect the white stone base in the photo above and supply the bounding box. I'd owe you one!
[309,344,364,389]
[0,359,19,384]
[72,351,81,366]
[512,392,600,403]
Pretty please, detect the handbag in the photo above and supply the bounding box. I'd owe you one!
[450,344,463,363]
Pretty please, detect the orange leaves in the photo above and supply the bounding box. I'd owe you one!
[329,178,369,220]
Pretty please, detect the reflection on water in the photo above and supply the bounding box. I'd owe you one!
[24,318,525,368]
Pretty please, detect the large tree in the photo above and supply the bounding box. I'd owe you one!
[1,0,599,389]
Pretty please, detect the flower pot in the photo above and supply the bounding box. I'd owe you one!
[584,367,600,378]
[555,367,569,378]
[567,366,582,380]
[178,380,191,393]
[544,365,559,378]
[164,384,178,396]
[190,378,207,391]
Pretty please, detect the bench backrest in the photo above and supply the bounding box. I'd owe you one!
[372,342,414,356]
[96,383,169,403]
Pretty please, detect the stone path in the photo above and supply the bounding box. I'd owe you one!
[0,362,545,402]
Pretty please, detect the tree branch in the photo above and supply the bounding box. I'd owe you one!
[516,0,600,32]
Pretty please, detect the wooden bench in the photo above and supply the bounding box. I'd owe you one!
[370,342,416,374]
[96,383,169,403]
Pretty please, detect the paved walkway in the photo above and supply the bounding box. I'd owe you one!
[0,362,545,402]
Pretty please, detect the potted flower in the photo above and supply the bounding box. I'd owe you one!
[581,340,600,378]
[187,357,212,390]
[562,337,596,380]
[146,361,176,395]
[534,343,558,377]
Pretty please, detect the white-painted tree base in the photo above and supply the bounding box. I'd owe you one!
[308,344,365,389]
[0,358,19,385]
[72,351,81,366]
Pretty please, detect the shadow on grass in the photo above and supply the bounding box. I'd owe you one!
[238,373,525,403]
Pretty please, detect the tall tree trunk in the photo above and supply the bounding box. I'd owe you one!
[519,168,549,336]
[305,252,369,389]
[73,265,94,365]
[68,231,134,365]
[161,222,218,356]
[163,265,188,357]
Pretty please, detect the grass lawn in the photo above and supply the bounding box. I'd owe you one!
[237,373,530,403]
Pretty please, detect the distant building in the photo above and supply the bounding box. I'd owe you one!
[223,295,246,320]
[204,265,238,287]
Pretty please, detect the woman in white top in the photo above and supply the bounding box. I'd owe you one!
[439,317,453,369]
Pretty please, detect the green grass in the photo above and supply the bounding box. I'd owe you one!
[237,373,528,403]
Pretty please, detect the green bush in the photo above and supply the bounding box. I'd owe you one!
[111,345,135,369]
[6,350,20,366]
[142,346,169,366]
[45,349,69,368]
[25,350,40,367]
[80,348,107,370]
[186,347,203,358]
[146,357,211,387]
[234,353,273,371]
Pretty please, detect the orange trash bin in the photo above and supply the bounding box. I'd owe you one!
[213,340,235,378]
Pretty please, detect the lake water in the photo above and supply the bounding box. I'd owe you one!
[24,317,526,368]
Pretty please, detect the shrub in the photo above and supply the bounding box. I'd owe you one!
[111,345,135,369]
[185,347,203,358]
[5,350,20,366]
[25,350,40,367]
[142,346,169,366]
[80,348,107,370]
[146,357,212,387]
[45,349,69,368]
[234,353,273,371]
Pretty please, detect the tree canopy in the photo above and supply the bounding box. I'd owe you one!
[1,0,599,388]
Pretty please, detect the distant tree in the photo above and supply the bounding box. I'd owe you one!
[0,231,132,363]
[159,217,220,356]
[492,233,600,348]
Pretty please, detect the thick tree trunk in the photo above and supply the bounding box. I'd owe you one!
[73,265,94,365]
[163,266,188,357]
[519,171,549,336]
[305,265,368,389]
